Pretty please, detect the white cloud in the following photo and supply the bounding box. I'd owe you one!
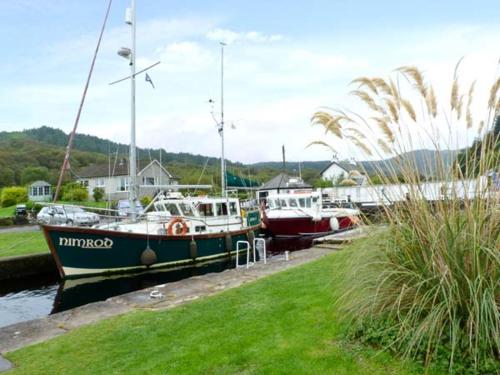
[206,28,284,44]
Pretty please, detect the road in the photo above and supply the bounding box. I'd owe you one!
[0,225,40,233]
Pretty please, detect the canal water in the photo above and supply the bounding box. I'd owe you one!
[0,237,314,328]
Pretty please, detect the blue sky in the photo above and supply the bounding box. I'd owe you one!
[0,0,499,162]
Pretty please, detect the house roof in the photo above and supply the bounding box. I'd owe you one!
[260,173,312,190]
[319,161,361,176]
[77,159,175,179]
[30,180,51,187]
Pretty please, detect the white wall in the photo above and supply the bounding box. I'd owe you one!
[320,177,488,203]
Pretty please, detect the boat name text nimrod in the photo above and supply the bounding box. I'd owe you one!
[59,237,114,249]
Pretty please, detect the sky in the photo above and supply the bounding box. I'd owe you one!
[0,0,499,163]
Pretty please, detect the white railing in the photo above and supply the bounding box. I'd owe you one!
[236,240,255,269]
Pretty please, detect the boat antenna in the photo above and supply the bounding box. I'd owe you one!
[53,0,113,202]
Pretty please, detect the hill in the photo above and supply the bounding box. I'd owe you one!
[0,126,460,189]
[0,127,323,188]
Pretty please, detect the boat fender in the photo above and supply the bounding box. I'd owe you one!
[190,239,197,259]
[225,234,232,253]
[166,217,189,235]
[247,230,255,245]
[141,246,157,267]
[329,217,339,231]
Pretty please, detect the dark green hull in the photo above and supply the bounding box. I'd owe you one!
[43,224,261,278]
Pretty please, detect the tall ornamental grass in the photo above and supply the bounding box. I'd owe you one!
[311,62,499,373]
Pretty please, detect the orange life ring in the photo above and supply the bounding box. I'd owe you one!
[166,217,189,235]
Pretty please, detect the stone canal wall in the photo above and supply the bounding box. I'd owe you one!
[0,253,56,281]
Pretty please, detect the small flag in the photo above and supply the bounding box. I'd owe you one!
[145,73,155,88]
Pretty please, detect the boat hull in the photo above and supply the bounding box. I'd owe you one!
[43,224,261,278]
[263,216,331,236]
[263,215,356,237]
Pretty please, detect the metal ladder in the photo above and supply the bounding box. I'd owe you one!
[236,238,267,269]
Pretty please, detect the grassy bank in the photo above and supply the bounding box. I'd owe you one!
[0,231,48,258]
[0,205,15,217]
[5,239,434,375]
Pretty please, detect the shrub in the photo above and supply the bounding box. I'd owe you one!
[0,217,13,226]
[1,186,28,207]
[312,63,500,373]
[61,183,88,202]
[140,195,152,207]
[25,201,43,214]
[93,187,105,202]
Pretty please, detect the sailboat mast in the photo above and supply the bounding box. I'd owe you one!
[220,42,226,197]
[129,0,138,218]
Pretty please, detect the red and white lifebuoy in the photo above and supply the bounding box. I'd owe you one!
[166,217,189,235]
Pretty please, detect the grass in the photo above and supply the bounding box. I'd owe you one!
[5,238,434,375]
[0,231,48,258]
[0,205,15,217]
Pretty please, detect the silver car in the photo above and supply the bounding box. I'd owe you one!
[37,206,100,226]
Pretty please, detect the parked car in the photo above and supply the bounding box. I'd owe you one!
[37,205,100,226]
[15,204,27,217]
[117,199,144,218]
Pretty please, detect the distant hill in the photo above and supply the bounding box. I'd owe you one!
[0,126,459,189]
[358,149,458,178]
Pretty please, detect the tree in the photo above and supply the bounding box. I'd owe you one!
[93,187,105,202]
[21,166,49,185]
[0,167,15,187]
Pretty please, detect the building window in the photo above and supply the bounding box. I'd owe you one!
[44,186,50,195]
[80,180,89,187]
[119,177,129,191]
[143,177,155,185]
[96,178,105,187]
[32,187,38,196]
[38,186,44,195]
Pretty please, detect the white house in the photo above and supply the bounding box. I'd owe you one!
[28,180,52,202]
[76,159,178,201]
[320,161,368,186]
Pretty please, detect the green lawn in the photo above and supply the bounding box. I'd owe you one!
[0,231,48,258]
[6,240,436,375]
[0,205,15,217]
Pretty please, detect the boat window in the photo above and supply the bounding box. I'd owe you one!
[164,203,181,216]
[279,199,287,207]
[198,203,214,217]
[268,200,274,208]
[216,203,228,216]
[298,198,305,208]
[155,203,165,211]
[179,203,193,216]
[306,198,312,208]
[229,202,238,215]
[288,199,298,207]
